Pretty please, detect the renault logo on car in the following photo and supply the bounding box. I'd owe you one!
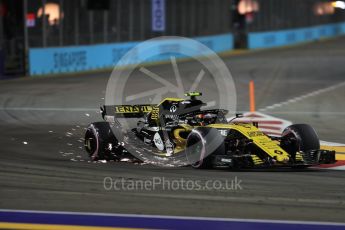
[170,105,177,113]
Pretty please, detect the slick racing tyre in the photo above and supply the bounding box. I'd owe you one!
[282,124,320,152]
[186,127,225,169]
[84,122,122,161]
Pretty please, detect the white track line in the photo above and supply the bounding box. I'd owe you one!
[327,165,345,170]
[0,107,99,112]
[261,111,345,115]
[260,81,345,112]
[320,140,345,147]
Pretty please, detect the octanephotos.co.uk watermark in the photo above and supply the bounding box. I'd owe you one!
[103,176,243,191]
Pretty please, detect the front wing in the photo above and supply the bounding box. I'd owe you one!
[211,149,336,168]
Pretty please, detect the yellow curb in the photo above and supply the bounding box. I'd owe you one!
[336,154,345,161]
[321,145,345,154]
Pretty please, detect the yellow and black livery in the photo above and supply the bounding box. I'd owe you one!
[86,92,336,169]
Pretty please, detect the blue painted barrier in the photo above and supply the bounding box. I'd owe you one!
[29,33,233,76]
[28,22,345,75]
[1,210,345,230]
[248,22,345,49]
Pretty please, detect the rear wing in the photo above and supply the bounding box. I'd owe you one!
[102,104,156,118]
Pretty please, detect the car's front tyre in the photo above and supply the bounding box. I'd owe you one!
[282,124,320,152]
[281,124,320,167]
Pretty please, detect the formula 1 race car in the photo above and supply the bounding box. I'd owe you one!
[84,92,336,169]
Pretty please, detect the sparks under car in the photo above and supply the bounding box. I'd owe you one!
[84,92,336,169]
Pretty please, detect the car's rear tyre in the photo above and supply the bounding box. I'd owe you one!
[186,127,225,169]
[282,124,320,152]
[84,122,121,161]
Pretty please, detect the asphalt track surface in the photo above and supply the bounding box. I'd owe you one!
[0,37,344,223]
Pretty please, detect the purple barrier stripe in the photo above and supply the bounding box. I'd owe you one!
[0,210,344,230]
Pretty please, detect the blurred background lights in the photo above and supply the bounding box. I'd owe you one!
[237,0,259,15]
[313,2,335,15]
[37,2,63,25]
[332,1,345,9]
